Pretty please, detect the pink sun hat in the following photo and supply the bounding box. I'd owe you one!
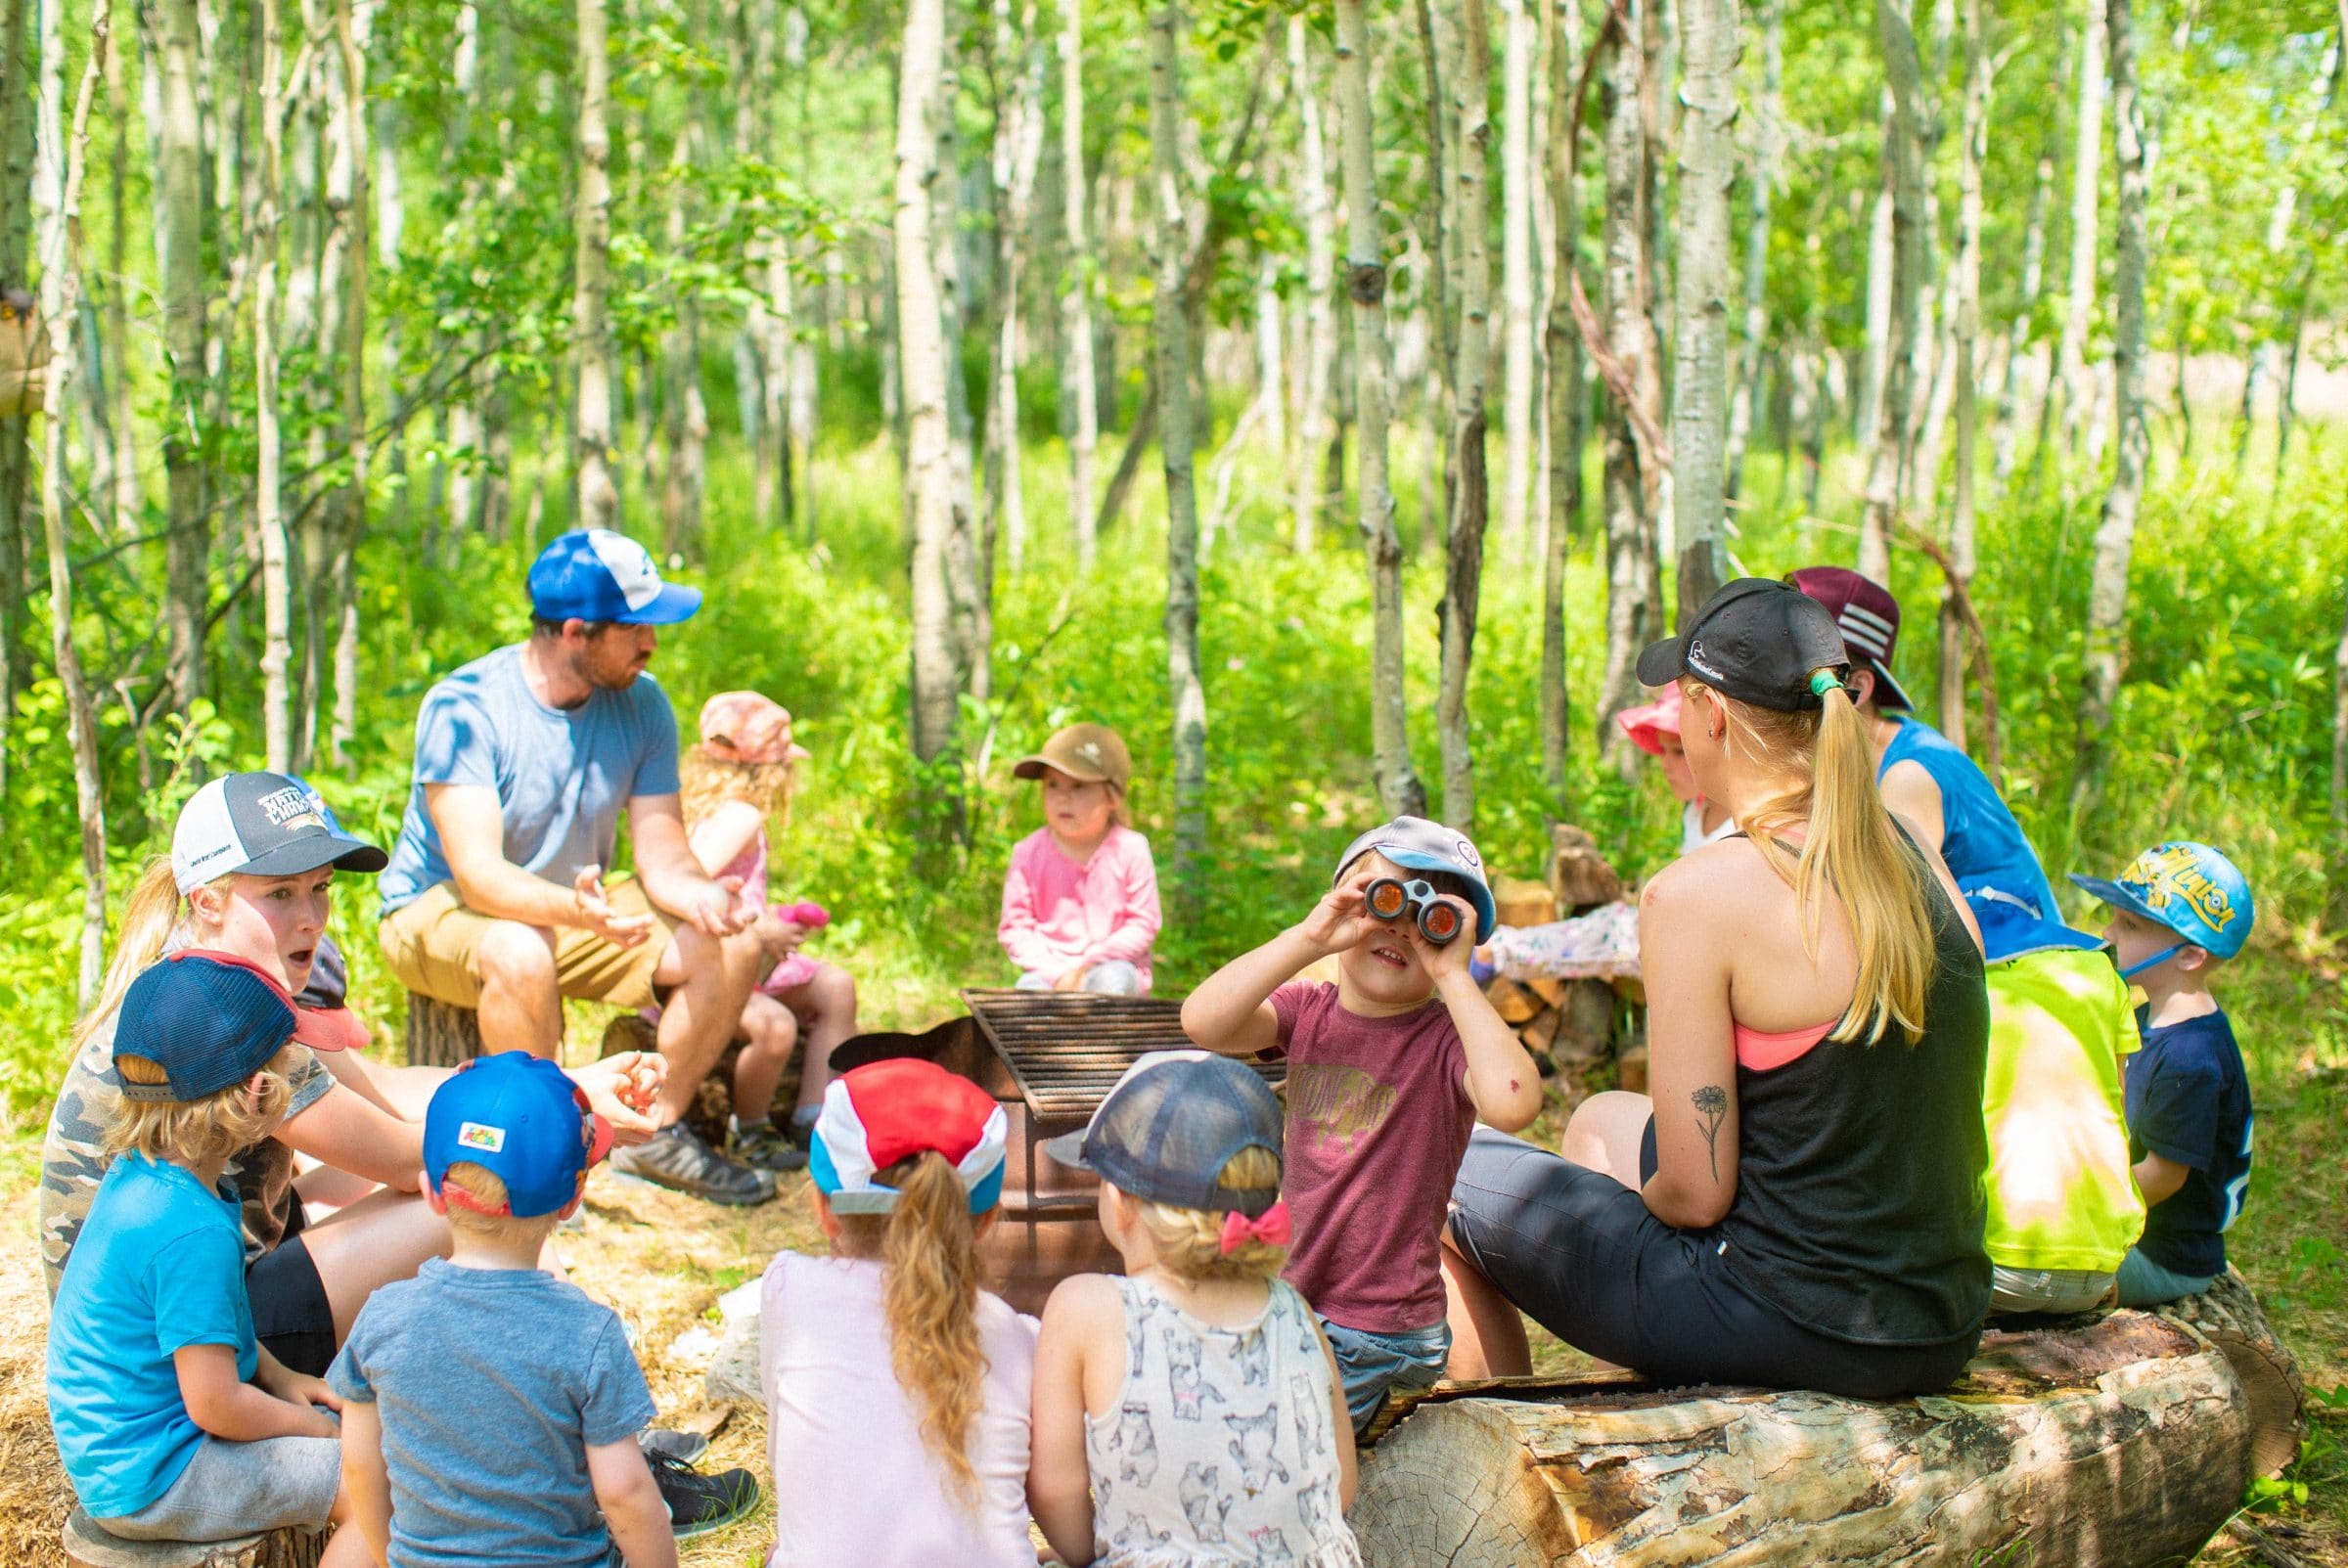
[699,691,811,766]
[1613,686,1686,757]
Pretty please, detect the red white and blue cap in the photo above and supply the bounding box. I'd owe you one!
[424,1052,614,1219]
[171,771,387,895]
[810,1059,1007,1216]
[527,528,702,626]
[2069,841,2255,962]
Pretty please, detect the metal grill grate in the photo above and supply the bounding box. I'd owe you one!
[961,988,1283,1121]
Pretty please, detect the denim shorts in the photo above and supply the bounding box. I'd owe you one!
[97,1429,340,1542]
[1320,1317,1451,1433]
[2115,1246,2215,1308]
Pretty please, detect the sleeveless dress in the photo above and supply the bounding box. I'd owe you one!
[1082,1278,1362,1568]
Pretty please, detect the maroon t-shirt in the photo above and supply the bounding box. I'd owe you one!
[1267,980,1472,1333]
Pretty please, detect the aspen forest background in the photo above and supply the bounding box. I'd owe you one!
[4,0,2348,1550]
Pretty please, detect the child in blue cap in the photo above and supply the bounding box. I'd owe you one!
[2070,842,2257,1307]
[329,1053,757,1566]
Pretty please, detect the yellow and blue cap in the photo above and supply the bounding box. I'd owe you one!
[2070,841,2254,963]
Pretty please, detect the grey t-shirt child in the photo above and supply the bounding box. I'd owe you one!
[329,1259,657,1568]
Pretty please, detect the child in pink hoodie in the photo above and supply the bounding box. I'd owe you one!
[999,724,1161,995]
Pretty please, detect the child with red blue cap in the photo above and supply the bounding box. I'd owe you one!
[760,1059,1038,1567]
[2070,841,2258,1307]
[329,1053,757,1566]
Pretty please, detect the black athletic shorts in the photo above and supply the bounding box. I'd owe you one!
[1447,1126,1978,1399]
[245,1205,337,1377]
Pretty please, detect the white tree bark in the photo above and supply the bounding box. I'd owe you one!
[1058,0,1099,564]
[2235,26,2340,471]
[1856,107,1893,446]
[1439,0,1494,829]
[1289,16,1336,556]
[1542,0,1584,810]
[1941,0,1987,747]
[1498,0,1537,562]
[1670,0,1737,625]
[659,129,708,556]
[572,0,618,529]
[153,0,209,712]
[1337,0,1423,819]
[2073,0,2147,812]
[1149,0,1207,887]
[2053,0,2104,459]
[986,0,1046,573]
[1724,0,1778,500]
[1595,18,1662,759]
[1993,17,2062,483]
[34,0,113,1003]
[1858,1,1929,586]
[326,0,367,768]
[254,0,290,771]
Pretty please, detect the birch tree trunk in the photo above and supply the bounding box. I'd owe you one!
[1498,0,1537,564]
[1940,0,1986,747]
[254,0,291,771]
[2052,0,2104,461]
[1289,17,1335,556]
[932,22,987,701]
[1858,1,1928,586]
[1337,0,1423,820]
[34,0,113,1004]
[2234,27,2341,472]
[1993,17,2063,483]
[326,0,366,767]
[1542,0,1585,812]
[1058,0,1100,564]
[1669,0,1736,627]
[1856,107,1893,445]
[1439,0,1494,829]
[1595,20,1661,760]
[573,0,620,530]
[2072,0,2146,814]
[899,0,965,834]
[985,0,1045,573]
[659,129,708,556]
[0,0,38,791]
[2333,576,2348,918]
[1724,0,1778,501]
[155,0,210,713]
[1149,0,1207,890]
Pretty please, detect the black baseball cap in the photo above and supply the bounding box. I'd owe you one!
[1041,1052,1283,1217]
[1636,578,1853,713]
[115,953,299,1101]
[171,772,387,894]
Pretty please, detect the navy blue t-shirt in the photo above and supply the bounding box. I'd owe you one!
[2122,1008,2251,1278]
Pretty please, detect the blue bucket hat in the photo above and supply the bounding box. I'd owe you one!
[2069,841,2255,969]
[527,528,702,626]
[1332,816,1499,943]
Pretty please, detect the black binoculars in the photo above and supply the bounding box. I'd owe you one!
[1363,876,1465,945]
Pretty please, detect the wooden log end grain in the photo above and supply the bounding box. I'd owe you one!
[1496,876,1560,929]
[402,993,483,1067]
[66,1512,326,1568]
[1549,824,1627,910]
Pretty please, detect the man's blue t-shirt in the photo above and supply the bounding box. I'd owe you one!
[378,645,682,916]
[1877,718,2062,954]
[46,1156,257,1519]
[329,1259,657,1568]
[2123,1008,2252,1278]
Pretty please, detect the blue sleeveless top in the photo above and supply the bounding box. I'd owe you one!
[1877,719,2060,942]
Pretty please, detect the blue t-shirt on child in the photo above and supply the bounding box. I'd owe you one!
[46,1156,256,1519]
[378,644,682,917]
[2123,1008,2252,1279]
[329,1259,657,1568]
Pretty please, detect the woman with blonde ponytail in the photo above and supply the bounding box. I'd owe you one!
[1442,580,1995,1401]
[761,1059,1038,1568]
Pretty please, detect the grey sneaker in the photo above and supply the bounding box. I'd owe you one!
[731,1118,809,1174]
[639,1427,710,1466]
[609,1124,775,1206]
[650,1450,761,1540]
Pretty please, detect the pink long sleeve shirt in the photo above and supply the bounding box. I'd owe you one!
[997,825,1161,991]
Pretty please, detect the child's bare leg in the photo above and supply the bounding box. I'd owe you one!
[779,963,859,1114]
[730,993,798,1123]
[321,1478,378,1567]
[1440,1230,1532,1379]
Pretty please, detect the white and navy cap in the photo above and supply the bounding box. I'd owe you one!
[1332,815,1499,942]
[171,772,389,895]
[527,528,702,626]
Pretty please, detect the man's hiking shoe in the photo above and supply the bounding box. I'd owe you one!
[640,1427,709,1466]
[731,1117,809,1174]
[610,1123,774,1206]
[651,1450,761,1540]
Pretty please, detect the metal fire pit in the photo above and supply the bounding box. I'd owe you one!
[827,990,1281,1312]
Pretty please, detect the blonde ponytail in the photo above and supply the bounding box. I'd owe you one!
[1706,677,1938,1046]
[72,859,187,1055]
[838,1152,989,1504]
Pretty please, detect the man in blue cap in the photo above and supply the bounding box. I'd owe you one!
[377,529,770,1205]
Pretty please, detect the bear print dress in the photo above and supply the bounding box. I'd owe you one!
[1081,1277,1362,1568]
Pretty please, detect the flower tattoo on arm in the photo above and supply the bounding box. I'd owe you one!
[1692,1085,1730,1183]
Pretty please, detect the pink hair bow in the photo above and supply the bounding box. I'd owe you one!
[1218,1199,1292,1255]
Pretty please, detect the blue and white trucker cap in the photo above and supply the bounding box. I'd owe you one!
[171,771,388,895]
[527,528,702,626]
[1332,815,1499,943]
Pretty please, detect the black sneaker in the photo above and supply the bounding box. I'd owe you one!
[649,1449,761,1541]
[609,1124,775,1206]
[731,1118,809,1174]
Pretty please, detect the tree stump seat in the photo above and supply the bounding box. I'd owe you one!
[1350,1272,2304,1567]
[402,992,484,1067]
[63,1511,325,1568]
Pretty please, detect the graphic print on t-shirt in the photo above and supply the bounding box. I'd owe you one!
[1286,1062,1398,1159]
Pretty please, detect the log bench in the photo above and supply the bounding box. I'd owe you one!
[1349,1273,2304,1567]
[64,1511,324,1568]
[402,992,483,1067]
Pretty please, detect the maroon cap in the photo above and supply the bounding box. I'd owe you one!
[1786,567,1914,712]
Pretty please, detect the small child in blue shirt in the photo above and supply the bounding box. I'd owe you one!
[2070,841,2257,1307]
[331,1053,755,1568]
[46,955,367,1561]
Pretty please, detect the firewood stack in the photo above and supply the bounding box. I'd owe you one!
[1481,826,1648,1098]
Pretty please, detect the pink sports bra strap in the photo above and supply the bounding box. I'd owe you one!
[1734,1017,1837,1072]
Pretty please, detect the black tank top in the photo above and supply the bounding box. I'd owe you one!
[1714,829,1992,1347]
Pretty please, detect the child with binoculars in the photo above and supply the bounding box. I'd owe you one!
[1181,817,1543,1432]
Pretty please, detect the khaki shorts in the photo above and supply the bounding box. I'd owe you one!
[377,877,677,1011]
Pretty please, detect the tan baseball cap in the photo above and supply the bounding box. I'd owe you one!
[1012,723,1131,787]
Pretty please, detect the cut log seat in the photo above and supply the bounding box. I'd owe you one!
[402,992,483,1067]
[1350,1274,2304,1567]
[64,1511,324,1568]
